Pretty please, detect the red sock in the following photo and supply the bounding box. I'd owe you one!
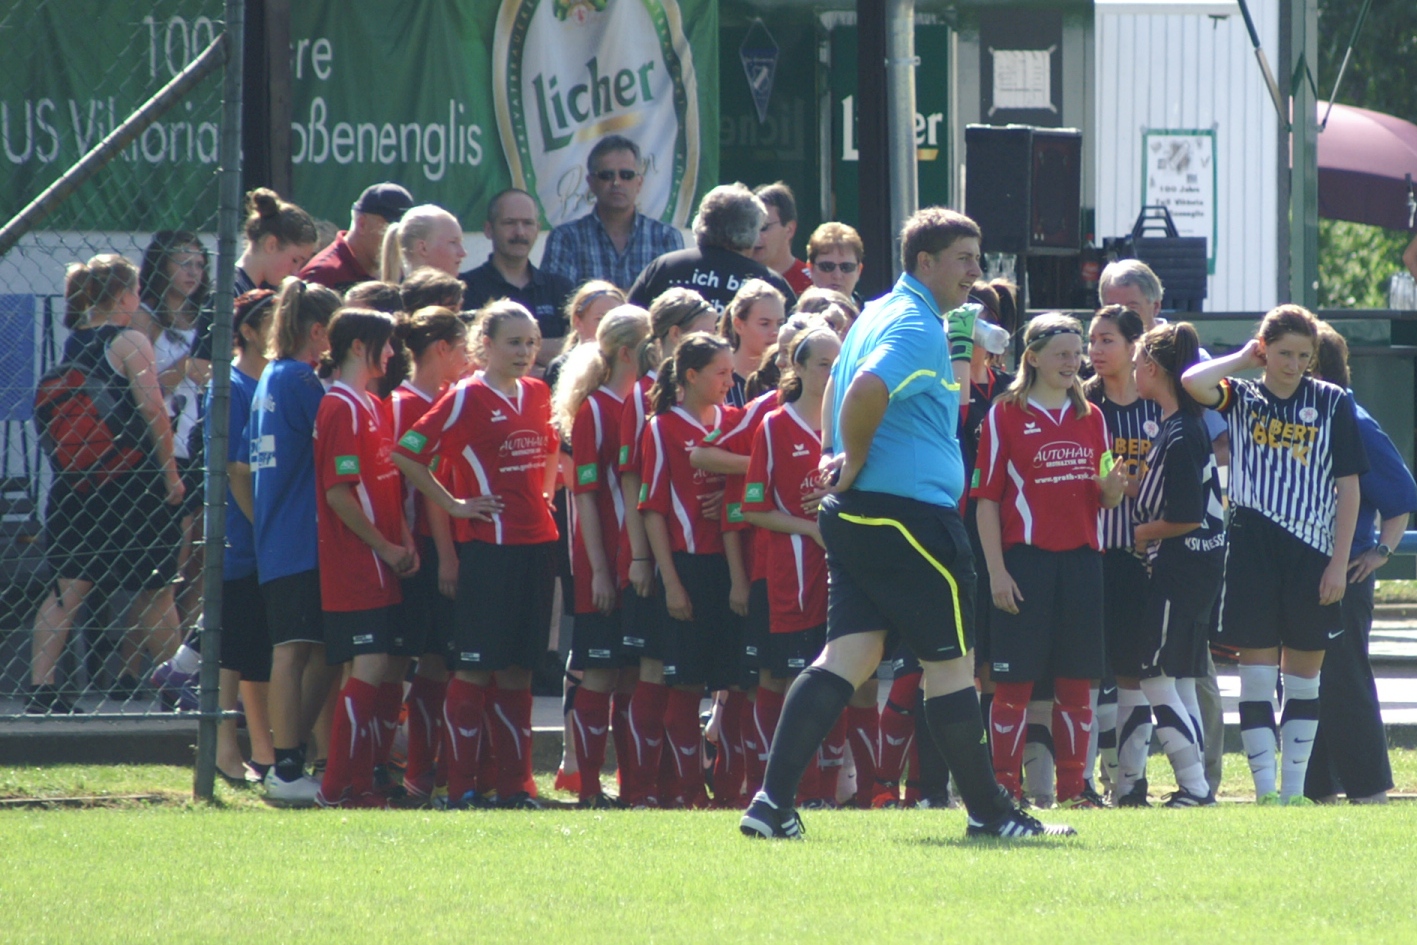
[489,686,533,800]
[878,672,920,792]
[403,675,445,797]
[611,690,633,792]
[322,676,378,803]
[474,710,497,795]
[513,688,537,797]
[442,678,486,802]
[990,680,1034,801]
[373,682,403,769]
[713,690,748,806]
[663,688,705,807]
[747,688,782,797]
[844,705,880,808]
[623,681,668,806]
[1052,677,1093,802]
[571,688,612,801]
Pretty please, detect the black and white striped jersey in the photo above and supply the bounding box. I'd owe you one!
[1216,376,1367,554]
[1135,410,1227,571]
[1088,391,1163,550]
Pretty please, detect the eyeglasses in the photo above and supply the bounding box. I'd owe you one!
[593,169,639,182]
[813,261,858,274]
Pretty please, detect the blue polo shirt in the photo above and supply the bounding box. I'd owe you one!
[829,273,965,508]
[249,358,325,582]
[1351,400,1417,557]
[206,367,259,580]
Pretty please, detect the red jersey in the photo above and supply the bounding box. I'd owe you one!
[713,390,776,582]
[783,258,813,296]
[570,386,628,613]
[393,372,558,546]
[639,405,731,555]
[972,399,1109,552]
[743,403,828,632]
[314,383,405,612]
[616,372,656,476]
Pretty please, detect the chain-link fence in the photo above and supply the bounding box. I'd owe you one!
[1,0,240,791]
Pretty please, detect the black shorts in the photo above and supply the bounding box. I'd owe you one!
[742,578,769,678]
[570,610,630,670]
[261,569,323,646]
[175,456,204,518]
[660,551,742,690]
[965,509,995,670]
[219,572,272,681]
[392,536,457,660]
[819,490,976,664]
[1103,548,1149,678]
[1218,508,1342,652]
[620,585,665,661]
[1140,569,1220,680]
[763,624,827,680]
[453,540,556,672]
[324,605,400,665]
[989,545,1105,683]
[44,473,182,591]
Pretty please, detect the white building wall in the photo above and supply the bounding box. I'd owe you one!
[1094,1,1280,312]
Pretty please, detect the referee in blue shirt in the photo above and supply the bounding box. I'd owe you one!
[740,208,1075,840]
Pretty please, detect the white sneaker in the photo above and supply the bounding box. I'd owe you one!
[264,768,321,806]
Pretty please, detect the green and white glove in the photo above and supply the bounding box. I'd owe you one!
[946,302,983,361]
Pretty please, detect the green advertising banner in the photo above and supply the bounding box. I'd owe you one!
[0,0,225,231]
[829,22,952,223]
[289,0,718,230]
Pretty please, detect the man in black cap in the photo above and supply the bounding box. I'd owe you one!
[300,182,414,292]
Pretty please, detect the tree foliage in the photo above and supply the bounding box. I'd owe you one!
[1318,219,1407,308]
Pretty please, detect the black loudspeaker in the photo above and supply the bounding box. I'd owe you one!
[966,124,1033,255]
[1030,129,1082,253]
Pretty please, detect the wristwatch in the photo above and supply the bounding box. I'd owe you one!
[1376,543,1393,559]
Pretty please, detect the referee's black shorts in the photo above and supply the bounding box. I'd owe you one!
[819,490,975,664]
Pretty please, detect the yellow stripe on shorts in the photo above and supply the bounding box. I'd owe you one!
[836,512,966,653]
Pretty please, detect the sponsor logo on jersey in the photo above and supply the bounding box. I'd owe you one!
[744,482,765,503]
[638,483,649,502]
[619,444,630,465]
[726,501,744,523]
[335,455,360,476]
[1299,406,1318,423]
[792,443,811,457]
[1023,421,1040,435]
[577,462,598,485]
[1142,419,1160,438]
[398,430,428,453]
[490,409,507,423]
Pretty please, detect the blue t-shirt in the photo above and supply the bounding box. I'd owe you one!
[205,368,258,580]
[829,273,965,508]
[250,358,325,582]
[1352,400,1417,557]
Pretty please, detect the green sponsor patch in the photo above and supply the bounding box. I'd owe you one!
[703,428,721,443]
[638,483,649,503]
[727,502,744,523]
[618,445,629,465]
[577,463,598,485]
[398,429,428,453]
[429,456,440,473]
[335,455,360,476]
[744,482,765,504]
[971,468,980,488]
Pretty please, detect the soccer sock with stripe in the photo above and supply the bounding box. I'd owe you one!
[514,688,537,795]
[1096,682,1119,793]
[1174,676,1205,758]
[876,672,920,796]
[403,674,445,796]
[1082,684,1099,788]
[322,676,378,802]
[1022,699,1056,803]
[663,687,705,806]
[989,681,1032,800]
[713,689,749,806]
[924,686,1013,821]
[1140,675,1208,797]
[489,685,533,801]
[761,666,854,810]
[1238,663,1280,798]
[624,680,668,806]
[751,686,784,790]
[1280,673,1321,802]
[801,714,848,804]
[571,687,611,801]
[372,681,403,770]
[610,690,633,793]
[443,678,486,801]
[1052,678,1094,802]
[844,704,880,807]
[1114,687,1153,799]
[742,690,766,798]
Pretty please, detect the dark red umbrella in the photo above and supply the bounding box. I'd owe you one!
[1318,102,1417,232]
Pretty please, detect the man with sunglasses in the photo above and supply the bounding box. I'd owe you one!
[542,135,684,291]
[807,222,866,307]
[752,182,813,295]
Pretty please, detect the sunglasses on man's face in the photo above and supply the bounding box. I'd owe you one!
[594,169,639,182]
[813,260,858,274]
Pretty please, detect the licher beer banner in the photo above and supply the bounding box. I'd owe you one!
[290,0,717,230]
[0,0,716,234]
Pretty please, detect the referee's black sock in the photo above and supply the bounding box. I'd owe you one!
[924,687,1012,821]
[913,689,951,801]
[761,667,854,809]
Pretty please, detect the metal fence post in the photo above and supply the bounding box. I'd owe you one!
[194,0,244,802]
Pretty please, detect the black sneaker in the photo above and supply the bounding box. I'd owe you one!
[1163,788,1217,808]
[740,793,805,840]
[498,791,547,810]
[577,793,623,810]
[25,685,83,715]
[1116,779,1151,808]
[1078,782,1110,809]
[966,807,1077,839]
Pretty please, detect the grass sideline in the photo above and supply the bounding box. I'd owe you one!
[4,758,1417,944]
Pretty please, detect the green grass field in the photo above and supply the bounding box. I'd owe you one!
[4,757,1417,944]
